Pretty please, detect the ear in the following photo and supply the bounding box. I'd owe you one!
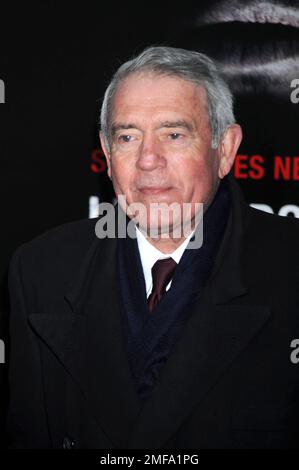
[99,131,112,179]
[218,124,243,179]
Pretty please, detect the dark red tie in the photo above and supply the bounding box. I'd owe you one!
[147,258,177,313]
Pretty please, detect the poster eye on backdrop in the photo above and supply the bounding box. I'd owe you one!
[164,0,299,217]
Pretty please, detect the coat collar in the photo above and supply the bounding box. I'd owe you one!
[208,172,249,304]
[28,173,271,449]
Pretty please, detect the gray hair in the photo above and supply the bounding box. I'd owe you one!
[100,46,236,152]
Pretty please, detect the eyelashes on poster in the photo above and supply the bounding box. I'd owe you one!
[166,0,299,216]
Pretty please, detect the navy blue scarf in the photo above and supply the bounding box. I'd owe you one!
[117,177,231,402]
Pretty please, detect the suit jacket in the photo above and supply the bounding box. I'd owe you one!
[6,174,299,449]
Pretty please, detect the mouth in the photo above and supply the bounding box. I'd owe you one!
[138,186,172,195]
[170,1,299,94]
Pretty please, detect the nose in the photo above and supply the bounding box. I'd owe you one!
[136,132,166,171]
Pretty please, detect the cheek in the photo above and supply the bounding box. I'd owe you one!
[111,158,135,194]
[182,159,217,201]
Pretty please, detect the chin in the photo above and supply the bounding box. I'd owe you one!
[140,215,188,240]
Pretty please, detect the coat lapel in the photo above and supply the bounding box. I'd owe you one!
[126,295,271,448]
[79,234,142,448]
[28,231,142,449]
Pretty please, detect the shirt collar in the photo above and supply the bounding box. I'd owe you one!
[135,225,195,295]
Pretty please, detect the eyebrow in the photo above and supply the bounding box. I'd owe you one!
[158,120,194,132]
[111,122,140,135]
[111,119,194,135]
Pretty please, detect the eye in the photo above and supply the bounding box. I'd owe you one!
[118,134,134,143]
[169,132,182,140]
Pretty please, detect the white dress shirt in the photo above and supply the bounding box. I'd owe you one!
[135,226,195,298]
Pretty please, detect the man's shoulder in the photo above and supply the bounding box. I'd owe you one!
[247,205,299,235]
[245,206,299,254]
[10,217,100,277]
[19,216,98,251]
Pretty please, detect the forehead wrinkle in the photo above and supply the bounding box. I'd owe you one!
[156,120,195,132]
[111,122,141,135]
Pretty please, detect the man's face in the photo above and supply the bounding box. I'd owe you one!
[101,73,228,235]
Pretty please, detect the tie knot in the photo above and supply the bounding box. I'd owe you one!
[151,257,177,295]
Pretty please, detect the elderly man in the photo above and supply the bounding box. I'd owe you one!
[7,46,299,449]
